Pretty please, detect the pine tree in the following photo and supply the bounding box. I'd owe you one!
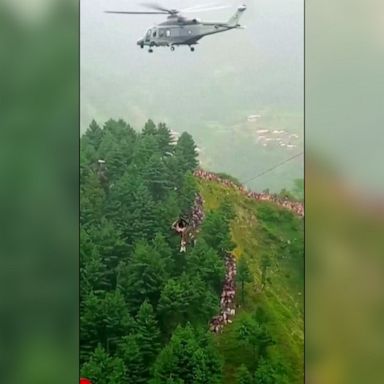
[136,299,161,367]
[174,132,198,173]
[81,345,126,384]
[158,274,218,335]
[200,210,235,253]
[117,242,168,312]
[260,253,271,288]
[237,257,252,303]
[194,329,223,384]
[152,324,222,384]
[186,239,225,294]
[107,173,159,245]
[157,123,173,155]
[177,171,198,216]
[157,277,189,334]
[97,131,130,182]
[118,335,146,384]
[155,191,183,246]
[163,154,184,190]
[254,356,289,384]
[128,182,160,241]
[80,291,135,362]
[236,364,253,384]
[80,171,105,228]
[152,233,175,275]
[88,218,128,289]
[103,118,136,141]
[84,119,104,151]
[184,275,219,326]
[80,229,108,300]
[132,134,160,171]
[237,316,274,362]
[143,119,158,136]
[218,197,236,222]
[191,348,209,383]
[80,146,92,185]
[143,154,172,201]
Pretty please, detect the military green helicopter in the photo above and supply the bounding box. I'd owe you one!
[105,2,246,52]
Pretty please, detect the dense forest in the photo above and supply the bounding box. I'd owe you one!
[80,119,304,383]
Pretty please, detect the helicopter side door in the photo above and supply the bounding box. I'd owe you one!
[157,27,173,45]
[157,28,166,44]
[151,28,158,41]
[145,29,152,43]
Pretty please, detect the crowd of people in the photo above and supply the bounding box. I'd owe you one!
[172,193,205,253]
[190,193,205,229]
[172,191,238,333]
[245,190,304,217]
[194,168,304,217]
[209,253,237,334]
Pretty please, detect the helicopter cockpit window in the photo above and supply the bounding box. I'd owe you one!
[152,30,157,37]
[145,29,151,41]
[159,29,165,37]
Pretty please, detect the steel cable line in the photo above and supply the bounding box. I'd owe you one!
[240,152,304,185]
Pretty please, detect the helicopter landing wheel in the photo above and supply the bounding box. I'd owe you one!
[140,45,144,49]
[190,46,195,52]
[148,48,153,53]
[170,45,175,51]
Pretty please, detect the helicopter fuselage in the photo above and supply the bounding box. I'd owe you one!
[137,18,240,49]
[106,4,246,52]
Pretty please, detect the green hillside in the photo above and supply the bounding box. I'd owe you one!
[80,118,303,384]
[197,179,304,383]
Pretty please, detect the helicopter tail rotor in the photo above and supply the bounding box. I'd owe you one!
[227,4,247,27]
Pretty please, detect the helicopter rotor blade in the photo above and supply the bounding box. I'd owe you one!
[105,2,231,17]
[140,2,177,14]
[182,5,231,13]
[105,10,168,15]
[181,3,231,13]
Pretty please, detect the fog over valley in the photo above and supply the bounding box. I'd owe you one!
[81,0,303,191]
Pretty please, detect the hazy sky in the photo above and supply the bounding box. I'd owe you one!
[81,0,304,191]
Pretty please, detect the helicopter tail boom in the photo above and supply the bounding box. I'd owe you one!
[227,4,246,27]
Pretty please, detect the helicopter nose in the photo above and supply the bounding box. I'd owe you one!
[137,39,144,46]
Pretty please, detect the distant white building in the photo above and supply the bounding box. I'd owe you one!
[248,114,261,122]
[169,130,180,145]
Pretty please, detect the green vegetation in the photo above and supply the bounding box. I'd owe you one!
[278,178,304,202]
[197,178,304,383]
[237,257,252,303]
[80,118,303,383]
[215,172,242,187]
[81,119,234,383]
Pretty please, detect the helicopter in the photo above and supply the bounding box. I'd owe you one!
[105,2,247,52]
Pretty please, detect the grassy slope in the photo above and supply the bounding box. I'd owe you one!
[197,179,304,383]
